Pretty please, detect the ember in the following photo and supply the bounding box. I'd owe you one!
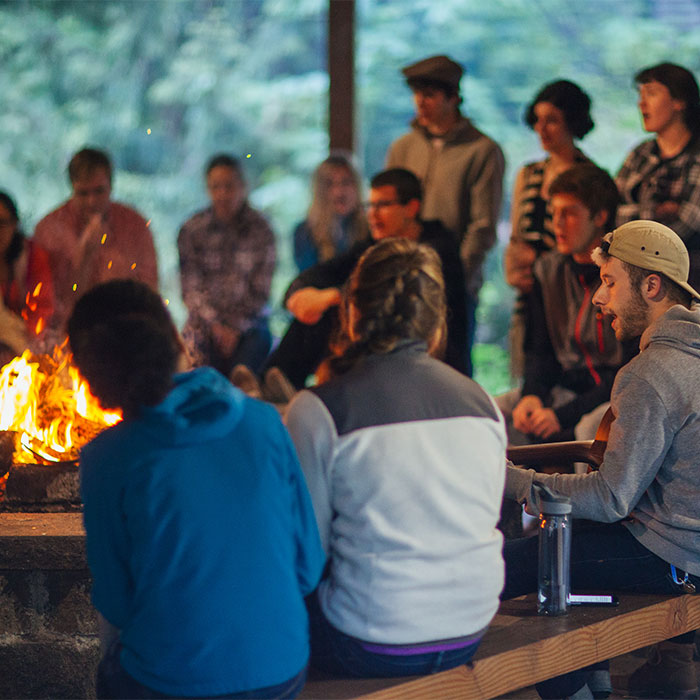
[0,344,121,468]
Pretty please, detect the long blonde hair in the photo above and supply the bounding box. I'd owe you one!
[306,154,368,261]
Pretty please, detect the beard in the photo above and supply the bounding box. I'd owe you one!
[613,293,649,341]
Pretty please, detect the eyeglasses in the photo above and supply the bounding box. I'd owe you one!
[363,200,400,211]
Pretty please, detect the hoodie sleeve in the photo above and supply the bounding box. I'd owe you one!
[80,438,132,629]
[505,361,674,522]
[285,390,337,555]
[278,415,326,595]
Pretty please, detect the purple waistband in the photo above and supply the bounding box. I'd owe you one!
[360,634,483,657]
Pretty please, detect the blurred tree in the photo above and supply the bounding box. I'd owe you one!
[2,0,700,391]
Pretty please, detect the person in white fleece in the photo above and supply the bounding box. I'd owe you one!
[285,238,506,679]
[503,219,700,700]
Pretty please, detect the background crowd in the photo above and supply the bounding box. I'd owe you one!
[2,28,700,700]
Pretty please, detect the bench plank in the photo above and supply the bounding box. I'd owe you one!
[300,593,700,700]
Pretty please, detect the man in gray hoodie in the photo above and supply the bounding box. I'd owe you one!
[503,219,700,700]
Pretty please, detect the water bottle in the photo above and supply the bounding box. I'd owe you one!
[535,483,572,616]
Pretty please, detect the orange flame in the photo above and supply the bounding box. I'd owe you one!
[0,347,121,464]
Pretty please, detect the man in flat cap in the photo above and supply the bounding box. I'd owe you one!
[386,55,505,376]
[503,220,700,699]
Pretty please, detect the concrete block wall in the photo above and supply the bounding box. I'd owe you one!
[0,513,99,699]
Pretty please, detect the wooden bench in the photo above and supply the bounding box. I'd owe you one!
[299,592,700,699]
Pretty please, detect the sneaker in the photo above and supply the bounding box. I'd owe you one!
[627,641,699,699]
[230,364,263,399]
[588,669,612,699]
[263,367,297,404]
[568,683,594,700]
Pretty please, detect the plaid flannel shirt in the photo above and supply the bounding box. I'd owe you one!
[177,202,276,339]
[616,137,700,248]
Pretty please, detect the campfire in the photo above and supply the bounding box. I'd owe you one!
[0,344,121,501]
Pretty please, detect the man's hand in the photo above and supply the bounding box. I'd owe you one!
[211,322,240,358]
[77,213,106,264]
[504,240,537,294]
[655,200,680,222]
[527,407,562,439]
[512,394,543,434]
[286,287,342,325]
[513,395,561,439]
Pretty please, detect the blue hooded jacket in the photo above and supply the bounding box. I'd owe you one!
[80,367,324,696]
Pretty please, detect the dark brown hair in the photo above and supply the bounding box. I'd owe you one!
[68,280,180,418]
[525,80,594,139]
[68,148,112,183]
[635,63,700,133]
[548,163,619,231]
[330,238,446,375]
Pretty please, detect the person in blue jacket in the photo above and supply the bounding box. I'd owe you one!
[67,279,325,700]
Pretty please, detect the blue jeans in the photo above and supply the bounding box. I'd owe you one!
[503,520,699,697]
[306,590,482,678]
[96,640,307,699]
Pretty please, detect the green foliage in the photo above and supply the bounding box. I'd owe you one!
[3,0,700,382]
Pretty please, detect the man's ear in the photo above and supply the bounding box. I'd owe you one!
[643,272,664,301]
[593,209,608,229]
[405,198,421,219]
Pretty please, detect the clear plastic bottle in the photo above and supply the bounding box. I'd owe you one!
[535,483,572,616]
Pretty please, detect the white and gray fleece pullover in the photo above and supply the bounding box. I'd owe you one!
[286,341,507,644]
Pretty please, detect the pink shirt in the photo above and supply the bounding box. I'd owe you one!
[33,199,159,334]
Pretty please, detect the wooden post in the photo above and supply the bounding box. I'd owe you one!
[328,0,355,152]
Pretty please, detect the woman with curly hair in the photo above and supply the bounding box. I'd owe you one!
[285,238,506,678]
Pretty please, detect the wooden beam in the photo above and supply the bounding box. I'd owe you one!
[328,0,355,152]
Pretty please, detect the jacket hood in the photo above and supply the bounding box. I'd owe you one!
[139,367,246,446]
[410,115,481,145]
[641,302,700,358]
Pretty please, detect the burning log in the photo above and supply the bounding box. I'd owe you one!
[0,346,121,465]
[0,431,13,500]
[3,462,81,511]
[0,346,120,509]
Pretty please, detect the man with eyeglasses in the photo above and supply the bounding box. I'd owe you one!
[257,168,467,393]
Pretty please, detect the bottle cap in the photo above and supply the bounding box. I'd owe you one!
[534,482,572,515]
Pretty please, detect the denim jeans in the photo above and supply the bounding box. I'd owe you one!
[306,590,482,678]
[96,640,307,700]
[502,520,699,697]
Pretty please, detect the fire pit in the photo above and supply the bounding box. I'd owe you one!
[0,348,119,697]
[0,346,121,512]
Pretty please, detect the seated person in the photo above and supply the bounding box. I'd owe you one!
[293,153,368,272]
[285,238,506,678]
[0,191,54,363]
[33,147,158,339]
[68,279,324,700]
[178,153,276,374]
[263,168,468,390]
[503,220,700,700]
[616,63,700,290]
[498,164,636,446]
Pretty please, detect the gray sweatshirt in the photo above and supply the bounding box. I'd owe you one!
[505,302,700,576]
[386,117,505,295]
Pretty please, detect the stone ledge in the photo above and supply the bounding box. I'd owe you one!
[0,513,86,570]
